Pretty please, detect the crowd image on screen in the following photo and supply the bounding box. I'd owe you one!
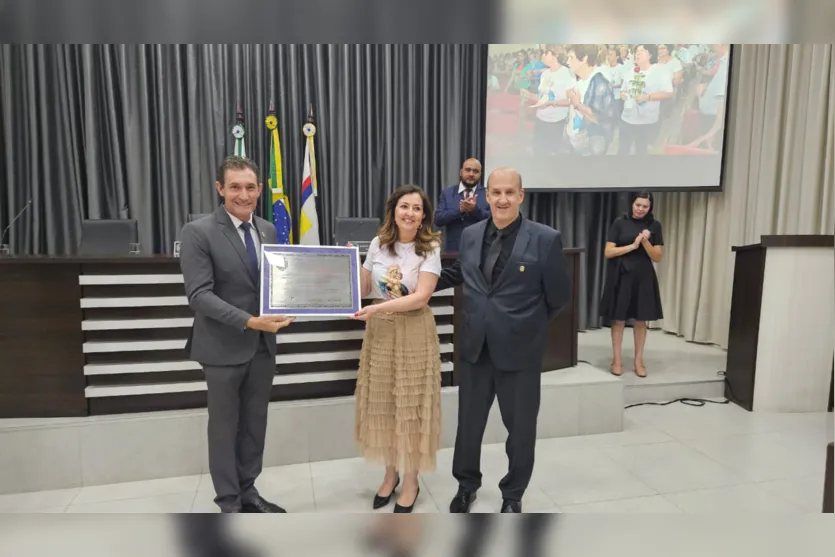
[486,43,730,158]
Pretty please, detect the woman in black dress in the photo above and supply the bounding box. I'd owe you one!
[600,191,664,377]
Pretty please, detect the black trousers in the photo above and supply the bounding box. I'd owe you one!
[618,121,659,155]
[453,344,542,501]
[534,117,567,156]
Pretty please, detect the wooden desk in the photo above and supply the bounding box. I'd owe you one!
[0,249,581,418]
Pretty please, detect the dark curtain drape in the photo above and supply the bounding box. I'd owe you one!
[0,43,625,329]
[525,192,628,329]
[0,44,485,254]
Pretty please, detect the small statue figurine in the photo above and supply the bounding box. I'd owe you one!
[380,264,408,298]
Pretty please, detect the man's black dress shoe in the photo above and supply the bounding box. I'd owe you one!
[373,476,400,509]
[500,499,521,513]
[449,487,476,513]
[241,496,286,513]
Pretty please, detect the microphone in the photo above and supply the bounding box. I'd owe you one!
[1,200,33,246]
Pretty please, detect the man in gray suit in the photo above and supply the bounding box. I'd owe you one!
[436,167,571,513]
[180,156,294,513]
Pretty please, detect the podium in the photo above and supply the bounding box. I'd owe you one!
[726,235,834,412]
[825,442,833,513]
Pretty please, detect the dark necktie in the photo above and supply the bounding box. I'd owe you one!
[482,229,503,285]
[239,221,259,281]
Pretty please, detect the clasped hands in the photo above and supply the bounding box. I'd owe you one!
[632,229,651,249]
[459,196,477,214]
[566,87,582,108]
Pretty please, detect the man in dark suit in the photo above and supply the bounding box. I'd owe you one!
[436,167,571,513]
[435,158,491,252]
[179,156,294,513]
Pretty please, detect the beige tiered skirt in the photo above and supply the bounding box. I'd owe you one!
[354,305,441,474]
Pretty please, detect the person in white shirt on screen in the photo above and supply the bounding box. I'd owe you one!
[675,44,700,69]
[598,46,625,113]
[688,44,730,151]
[618,45,633,66]
[696,45,722,88]
[596,45,608,69]
[656,44,683,88]
[564,44,617,156]
[521,44,576,156]
[618,44,674,155]
[654,44,686,144]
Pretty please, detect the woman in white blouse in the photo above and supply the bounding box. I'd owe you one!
[352,185,443,513]
[618,44,674,155]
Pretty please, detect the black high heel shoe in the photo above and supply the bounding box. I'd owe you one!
[393,486,420,513]
[373,476,400,509]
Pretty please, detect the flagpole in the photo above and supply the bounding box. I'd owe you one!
[307,104,318,197]
[299,104,321,245]
[266,101,292,244]
[232,102,246,158]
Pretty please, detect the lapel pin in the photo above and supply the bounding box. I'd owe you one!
[519,265,525,272]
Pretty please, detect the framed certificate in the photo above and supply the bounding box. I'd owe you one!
[259,244,362,317]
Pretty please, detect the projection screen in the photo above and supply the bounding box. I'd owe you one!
[484,43,733,191]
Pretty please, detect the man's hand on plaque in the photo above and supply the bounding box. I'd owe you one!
[247,315,295,333]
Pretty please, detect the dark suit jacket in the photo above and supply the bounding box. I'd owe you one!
[179,206,278,366]
[437,216,571,372]
[435,184,490,252]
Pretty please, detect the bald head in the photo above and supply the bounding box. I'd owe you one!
[460,158,482,187]
[486,167,523,192]
[486,167,524,228]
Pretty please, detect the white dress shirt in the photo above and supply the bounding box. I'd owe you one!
[225,208,261,269]
[458,181,477,198]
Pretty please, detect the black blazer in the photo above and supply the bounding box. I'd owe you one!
[438,216,571,372]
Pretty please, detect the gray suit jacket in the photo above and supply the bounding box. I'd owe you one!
[437,217,571,372]
[179,206,278,366]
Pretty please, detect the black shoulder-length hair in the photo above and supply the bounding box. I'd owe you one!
[625,190,655,222]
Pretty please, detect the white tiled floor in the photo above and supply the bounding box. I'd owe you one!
[1,401,830,513]
[577,328,729,387]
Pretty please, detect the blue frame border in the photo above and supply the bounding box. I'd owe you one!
[259,244,361,316]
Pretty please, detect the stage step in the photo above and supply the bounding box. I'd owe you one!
[0,364,622,494]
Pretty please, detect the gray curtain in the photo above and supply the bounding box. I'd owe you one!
[0,44,486,255]
[525,192,629,330]
[654,44,835,348]
[0,43,624,330]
